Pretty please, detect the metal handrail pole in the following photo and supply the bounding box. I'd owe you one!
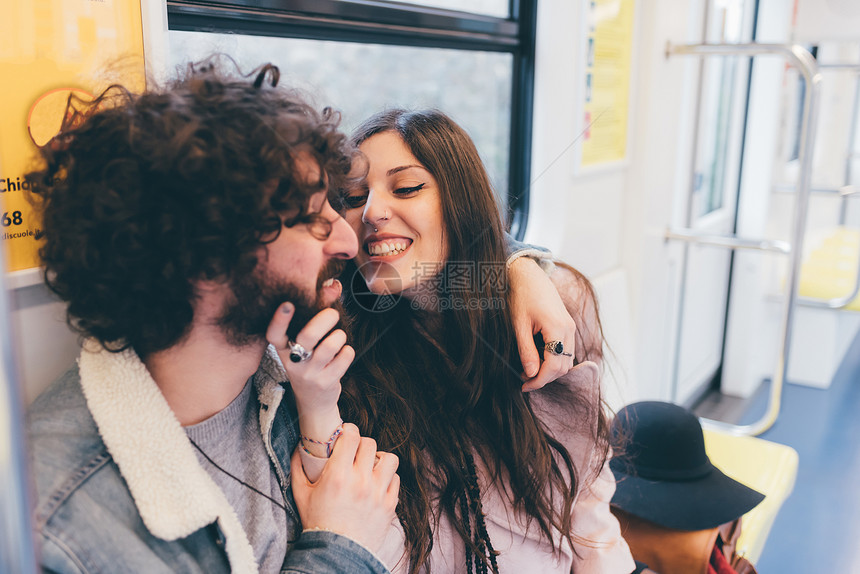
[771,183,853,194]
[838,64,860,224]
[664,227,792,254]
[0,262,37,571]
[666,42,821,436]
[818,64,860,72]
[666,225,860,311]
[784,77,860,306]
[667,42,818,72]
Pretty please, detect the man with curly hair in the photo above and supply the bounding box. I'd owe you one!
[24,62,399,574]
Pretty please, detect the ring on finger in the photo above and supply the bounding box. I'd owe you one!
[545,339,573,357]
[287,338,313,363]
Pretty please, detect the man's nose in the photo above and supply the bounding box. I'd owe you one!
[326,212,359,259]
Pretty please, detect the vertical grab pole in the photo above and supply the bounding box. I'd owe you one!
[839,67,860,225]
[818,63,860,226]
[0,254,37,572]
[665,43,821,436]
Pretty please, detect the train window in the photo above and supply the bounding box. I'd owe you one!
[169,31,513,207]
[392,0,509,18]
[165,0,536,236]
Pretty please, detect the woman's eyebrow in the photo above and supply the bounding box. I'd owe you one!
[387,164,426,176]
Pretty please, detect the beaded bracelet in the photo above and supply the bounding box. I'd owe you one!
[300,421,344,458]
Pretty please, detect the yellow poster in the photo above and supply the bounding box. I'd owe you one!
[581,0,634,167]
[0,0,145,272]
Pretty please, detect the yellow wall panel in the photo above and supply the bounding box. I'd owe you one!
[0,0,145,272]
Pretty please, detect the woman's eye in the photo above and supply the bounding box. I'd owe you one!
[343,194,368,209]
[394,183,425,196]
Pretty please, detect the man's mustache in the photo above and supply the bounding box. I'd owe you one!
[317,259,346,290]
[284,259,348,341]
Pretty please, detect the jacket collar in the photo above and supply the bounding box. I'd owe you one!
[77,340,287,574]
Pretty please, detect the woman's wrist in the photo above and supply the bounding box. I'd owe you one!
[298,408,343,458]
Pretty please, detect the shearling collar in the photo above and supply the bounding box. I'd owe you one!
[77,340,288,574]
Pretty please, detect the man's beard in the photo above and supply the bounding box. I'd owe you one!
[217,260,344,348]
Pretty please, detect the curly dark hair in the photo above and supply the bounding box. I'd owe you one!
[26,58,355,357]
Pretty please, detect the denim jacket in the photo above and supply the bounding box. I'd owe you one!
[27,341,390,574]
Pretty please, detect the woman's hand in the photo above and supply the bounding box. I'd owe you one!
[267,301,354,456]
[508,257,577,391]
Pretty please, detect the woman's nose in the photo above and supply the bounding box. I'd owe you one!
[361,189,390,228]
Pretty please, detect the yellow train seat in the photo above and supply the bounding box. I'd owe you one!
[789,226,860,387]
[703,429,799,564]
[797,226,860,311]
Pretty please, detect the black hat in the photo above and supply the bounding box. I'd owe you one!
[610,401,765,531]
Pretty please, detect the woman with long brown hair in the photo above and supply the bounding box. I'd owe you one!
[270,109,633,573]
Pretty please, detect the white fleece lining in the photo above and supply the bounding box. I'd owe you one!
[77,340,258,574]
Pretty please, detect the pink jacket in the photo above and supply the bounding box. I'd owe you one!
[303,361,634,573]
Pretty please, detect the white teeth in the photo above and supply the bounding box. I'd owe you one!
[368,240,410,256]
[322,278,335,287]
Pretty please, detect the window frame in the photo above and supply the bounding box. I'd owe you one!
[166,0,536,238]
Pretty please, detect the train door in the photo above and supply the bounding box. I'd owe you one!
[671,0,756,403]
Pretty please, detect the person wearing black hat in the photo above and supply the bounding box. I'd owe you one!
[609,401,765,574]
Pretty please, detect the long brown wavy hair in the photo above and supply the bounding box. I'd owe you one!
[339,109,610,573]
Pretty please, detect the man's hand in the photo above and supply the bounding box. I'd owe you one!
[291,423,400,553]
[508,257,577,391]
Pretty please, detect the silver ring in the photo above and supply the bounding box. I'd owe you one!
[287,339,313,363]
[545,340,573,357]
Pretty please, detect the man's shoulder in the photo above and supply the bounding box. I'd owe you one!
[28,364,100,451]
[27,366,110,522]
